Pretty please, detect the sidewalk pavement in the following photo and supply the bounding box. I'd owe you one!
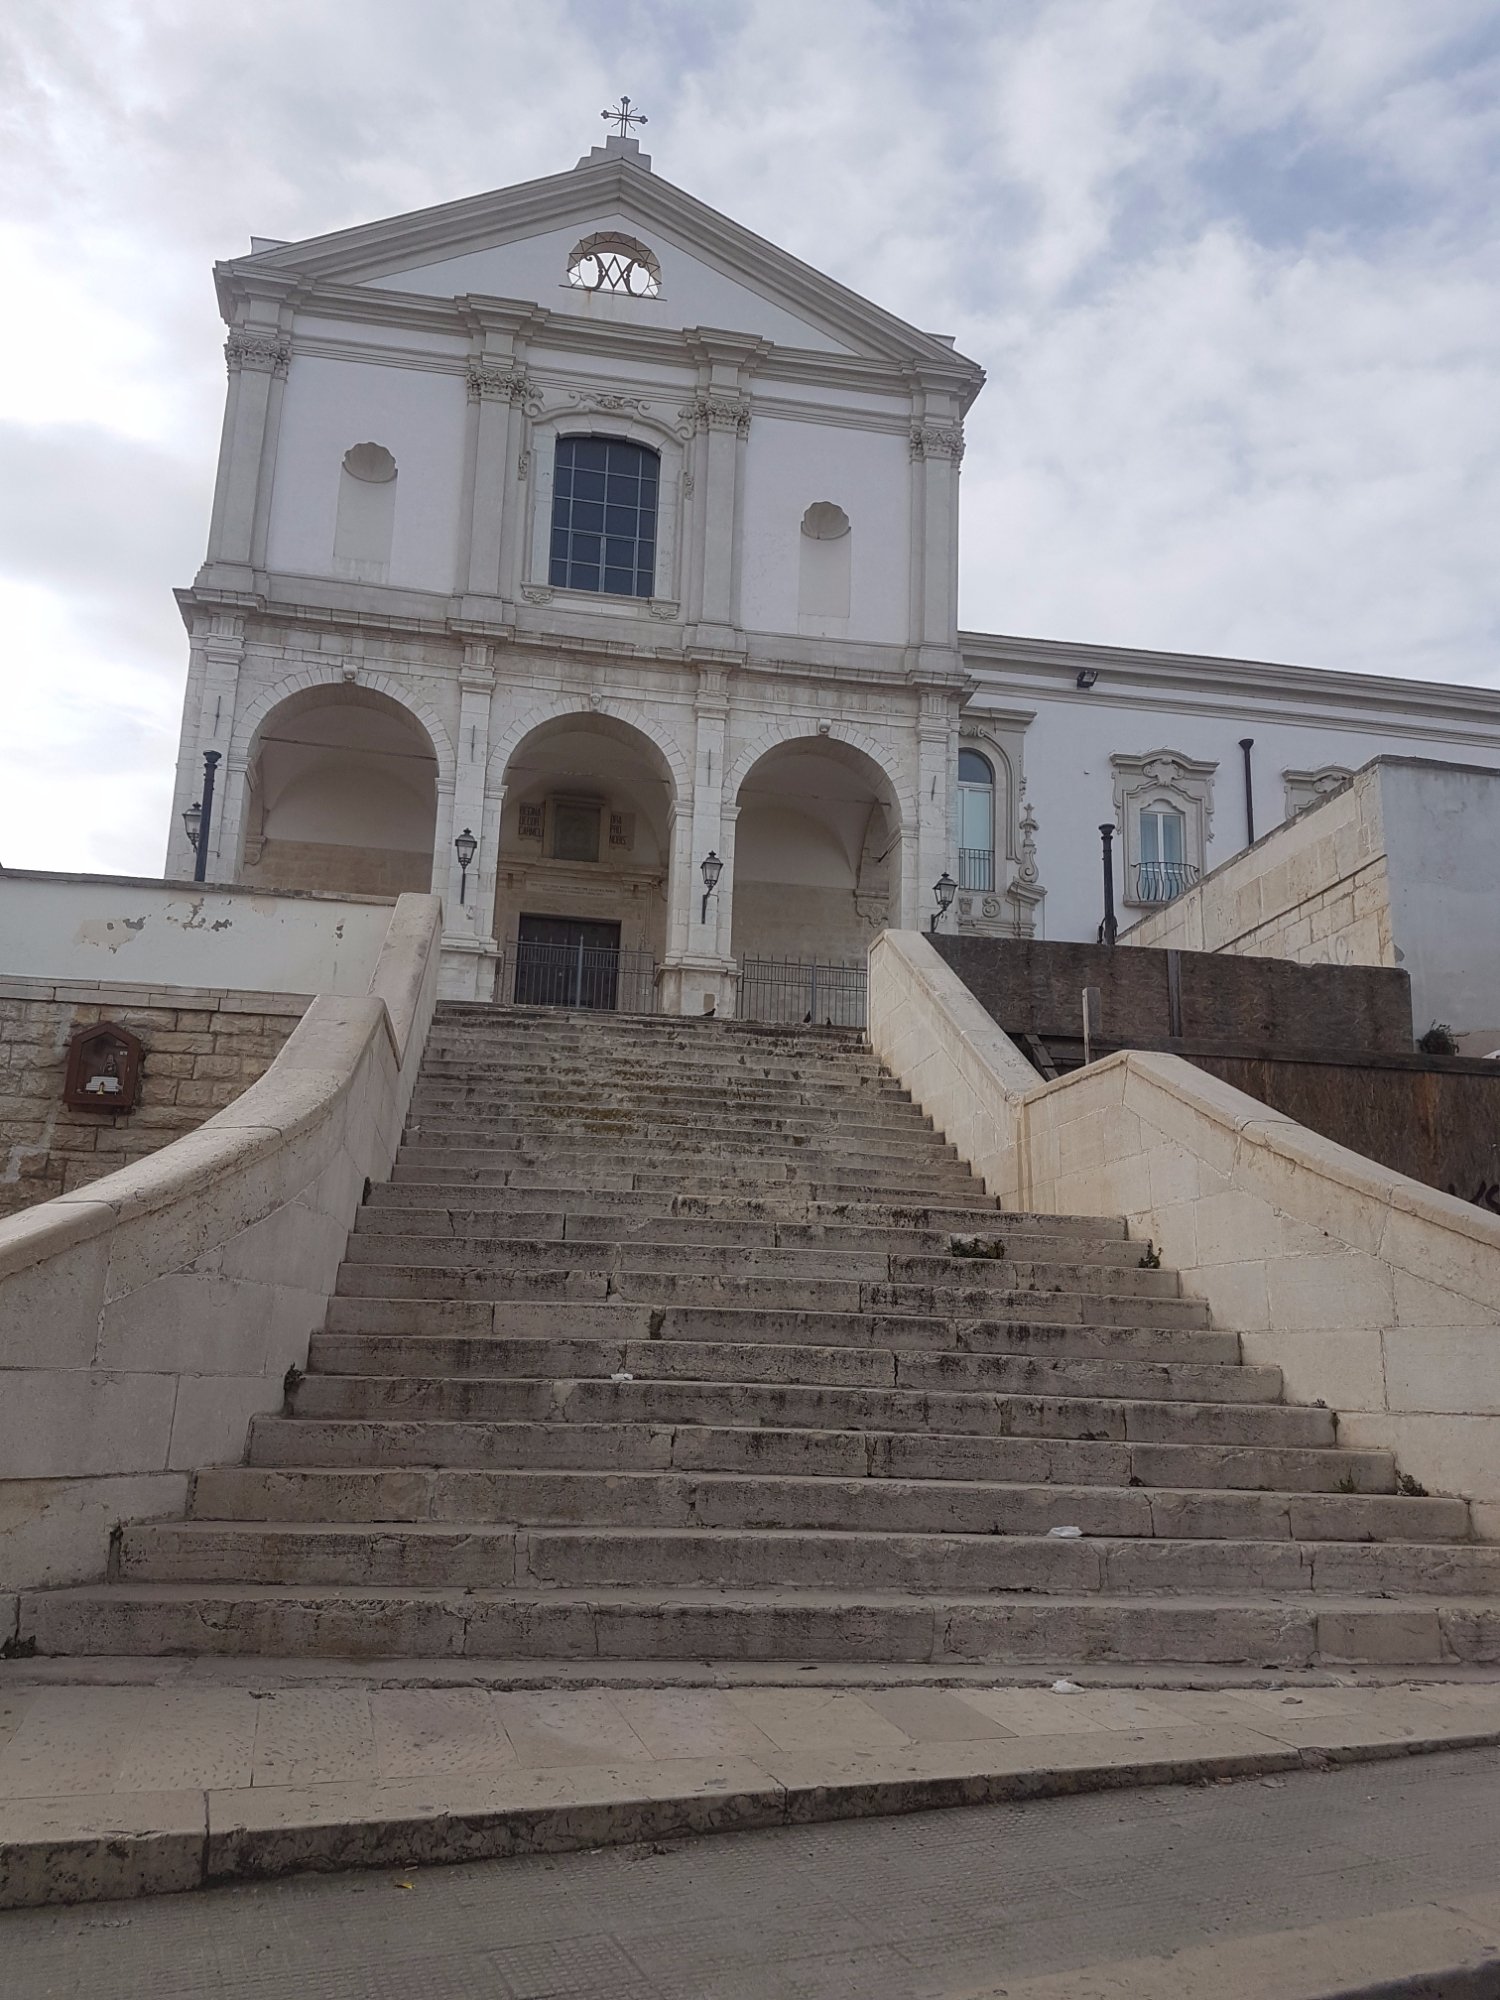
[4,1665,1500,1910]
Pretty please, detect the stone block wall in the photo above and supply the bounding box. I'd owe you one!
[1123,767,1393,968]
[0,981,306,1219]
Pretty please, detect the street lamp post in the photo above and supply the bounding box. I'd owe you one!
[1099,823,1118,946]
[182,751,221,883]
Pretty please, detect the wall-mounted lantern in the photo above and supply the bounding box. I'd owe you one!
[699,851,723,923]
[63,1023,144,1114]
[929,871,957,934]
[454,827,478,907]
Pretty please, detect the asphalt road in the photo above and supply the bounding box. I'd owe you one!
[5,1746,1500,1998]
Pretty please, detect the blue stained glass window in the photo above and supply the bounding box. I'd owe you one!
[550,436,658,597]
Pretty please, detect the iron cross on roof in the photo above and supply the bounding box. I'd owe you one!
[602,96,648,139]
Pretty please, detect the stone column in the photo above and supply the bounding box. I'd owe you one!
[169,611,246,882]
[908,413,965,657]
[658,667,738,1016]
[208,331,290,577]
[681,333,765,652]
[436,641,499,999]
[463,362,529,601]
[913,684,956,932]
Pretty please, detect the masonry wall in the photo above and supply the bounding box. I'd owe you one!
[0,982,305,1219]
[931,933,1414,1056]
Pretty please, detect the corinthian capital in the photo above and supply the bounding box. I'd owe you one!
[909,421,965,463]
[467,362,533,404]
[224,331,291,377]
[680,394,752,438]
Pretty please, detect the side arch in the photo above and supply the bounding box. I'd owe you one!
[726,721,911,826]
[230,666,456,788]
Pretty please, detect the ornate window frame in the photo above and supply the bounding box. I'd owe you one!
[521,399,686,620]
[1283,765,1353,818]
[954,711,1044,936]
[1111,749,1217,907]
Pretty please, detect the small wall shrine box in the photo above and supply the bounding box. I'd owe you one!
[63,1023,144,1113]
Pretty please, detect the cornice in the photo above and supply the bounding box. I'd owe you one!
[217,158,985,390]
[960,629,1500,739]
[245,277,938,406]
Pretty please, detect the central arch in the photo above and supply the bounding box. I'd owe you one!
[730,734,903,966]
[492,710,678,1006]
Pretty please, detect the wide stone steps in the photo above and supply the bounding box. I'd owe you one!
[114,1520,1500,1597]
[185,1466,1468,1547]
[244,1418,1395,1493]
[272,1376,1324,1446]
[362,1188,1055,1232]
[313,1310,1237,1363]
[28,1005,1487,1676]
[342,1230,1153,1273]
[25,1582,1500,1667]
[321,1298,1216,1353]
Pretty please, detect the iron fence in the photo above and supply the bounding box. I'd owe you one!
[958,848,995,892]
[736,957,868,1029]
[1133,860,1200,904]
[497,942,659,1014]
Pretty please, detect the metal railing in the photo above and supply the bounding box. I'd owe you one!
[498,942,658,1014]
[958,848,994,892]
[1133,860,1200,905]
[736,957,868,1029]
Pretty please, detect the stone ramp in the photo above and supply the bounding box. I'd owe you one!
[19,1005,1499,1669]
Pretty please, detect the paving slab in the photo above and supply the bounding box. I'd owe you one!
[2,1671,1499,1910]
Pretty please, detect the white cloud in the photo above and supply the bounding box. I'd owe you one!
[0,0,1495,872]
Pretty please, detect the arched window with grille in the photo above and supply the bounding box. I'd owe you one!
[549,435,659,598]
[957,748,995,892]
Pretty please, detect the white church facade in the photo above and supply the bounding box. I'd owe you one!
[166,127,1500,1013]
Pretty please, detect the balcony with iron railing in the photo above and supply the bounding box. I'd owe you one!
[957,848,994,893]
[1132,859,1200,905]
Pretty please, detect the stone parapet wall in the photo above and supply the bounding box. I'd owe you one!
[239,840,431,899]
[0,982,306,1219]
[870,929,1500,1538]
[0,895,443,1594]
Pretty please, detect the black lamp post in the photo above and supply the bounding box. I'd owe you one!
[182,750,221,883]
[1099,822,1118,946]
[929,871,957,934]
[454,827,477,907]
[699,851,723,923]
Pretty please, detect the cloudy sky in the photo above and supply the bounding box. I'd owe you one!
[1,0,1497,875]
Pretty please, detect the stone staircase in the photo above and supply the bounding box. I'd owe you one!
[25,1005,1500,1669]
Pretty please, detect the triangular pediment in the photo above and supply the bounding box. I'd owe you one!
[224,156,981,377]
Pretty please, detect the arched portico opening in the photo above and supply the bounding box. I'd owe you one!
[493,712,676,1009]
[238,685,438,897]
[731,737,902,968]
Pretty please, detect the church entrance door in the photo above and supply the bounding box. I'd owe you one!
[513,914,624,1011]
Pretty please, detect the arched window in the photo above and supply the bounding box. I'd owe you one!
[566,233,662,298]
[1137,802,1189,902]
[957,748,995,891]
[549,435,659,598]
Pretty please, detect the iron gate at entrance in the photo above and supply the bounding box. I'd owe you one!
[497,916,659,1013]
[735,958,868,1029]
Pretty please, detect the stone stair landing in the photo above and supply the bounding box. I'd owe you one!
[22,1004,1500,1670]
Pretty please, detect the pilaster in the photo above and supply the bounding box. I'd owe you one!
[208,330,290,578]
